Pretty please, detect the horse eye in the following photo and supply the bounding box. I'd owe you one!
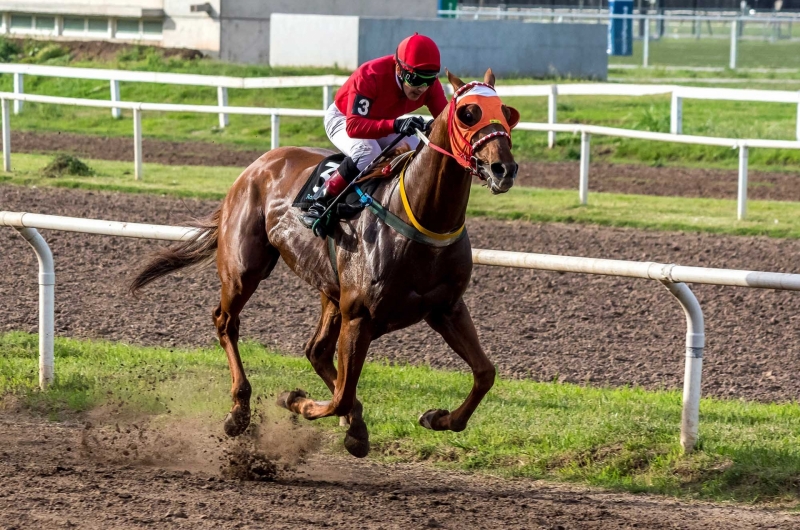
[464,112,473,121]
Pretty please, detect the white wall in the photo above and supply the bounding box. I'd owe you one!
[269,14,359,70]
[220,0,437,64]
[222,0,435,19]
[162,0,220,52]
[358,18,608,79]
[270,15,609,79]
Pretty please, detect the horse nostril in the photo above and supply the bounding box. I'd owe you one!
[491,162,506,178]
[490,162,517,179]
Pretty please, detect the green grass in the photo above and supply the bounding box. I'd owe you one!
[610,38,800,70]
[2,331,800,505]
[3,152,239,199]
[468,185,800,238]
[4,152,800,238]
[4,39,800,171]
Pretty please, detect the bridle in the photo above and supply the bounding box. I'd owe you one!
[418,81,514,179]
[355,81,518,244]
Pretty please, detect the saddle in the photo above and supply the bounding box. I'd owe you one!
[292,151,413,222]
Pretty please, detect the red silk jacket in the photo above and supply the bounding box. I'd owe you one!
[334,55,448,139]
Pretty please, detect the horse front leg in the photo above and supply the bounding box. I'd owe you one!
[278,313,372,457]
[420,298,496,432]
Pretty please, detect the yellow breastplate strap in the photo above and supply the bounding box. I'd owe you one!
[398,156,466,241]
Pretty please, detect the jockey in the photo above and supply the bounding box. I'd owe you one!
[302,32,448,232]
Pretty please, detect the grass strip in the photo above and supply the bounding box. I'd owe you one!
[4,152,800,238]
[2,331,799,505]
[610,38,800,70]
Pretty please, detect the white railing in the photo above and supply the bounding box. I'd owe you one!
[3,90,799,220]
[0,92,326,181]
[0,63,348,125]
[514,121,800,220]
[4,212,800,451]
[492,83,800,145]
[5,64,800,143]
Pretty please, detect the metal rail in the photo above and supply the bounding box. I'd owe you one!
[0,63,348,122]
[5,211,800,451]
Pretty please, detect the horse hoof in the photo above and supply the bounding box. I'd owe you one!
[223,408,250,438]
[344,421,370,458]
[418,409,449,431]
[276,388,308,411]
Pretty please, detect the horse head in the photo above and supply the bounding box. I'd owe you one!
[432,68,520,194]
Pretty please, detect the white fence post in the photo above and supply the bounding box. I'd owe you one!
[133,108,143,181]
[730,20,738,70]
[548,84,557,148]
[14,227,55,390]
[323,85,333,111]
[12,73,23,114]
[661,281,704,453]
[643,18,650,68]
[670,93,683,135]
[737,145,748,220]
[796,91,800,141]
[217,86,229,128]
[271,113,280,150]
[110,80,121,119]
[1,98,9,172]
[580,131,590,205]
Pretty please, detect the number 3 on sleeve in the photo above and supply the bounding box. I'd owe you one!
[352,94,372,117]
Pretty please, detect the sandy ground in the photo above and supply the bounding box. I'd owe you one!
[0,411,796,530]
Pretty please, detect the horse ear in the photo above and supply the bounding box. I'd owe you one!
[504,106,521,129]
[483,68,495,87]
[446,68,464,91]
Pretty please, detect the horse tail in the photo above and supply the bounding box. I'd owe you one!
[129,207,221,295]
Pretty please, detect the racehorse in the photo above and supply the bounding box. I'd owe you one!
[130,69,519,458]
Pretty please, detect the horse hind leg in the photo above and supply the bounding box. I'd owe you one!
[280,294,370,457]
[215,235,279,437]
[277,312,372,458]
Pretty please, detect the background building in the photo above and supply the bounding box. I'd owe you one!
[0,0,437,62]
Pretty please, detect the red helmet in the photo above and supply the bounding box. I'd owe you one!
[395,33,440,73]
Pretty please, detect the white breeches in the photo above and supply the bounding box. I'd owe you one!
[324,104,419,171]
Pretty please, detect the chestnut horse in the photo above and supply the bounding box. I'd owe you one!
[130,69,519,458]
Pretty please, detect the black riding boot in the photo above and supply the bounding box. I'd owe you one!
[301,185,333,229]
[301,157,360,237]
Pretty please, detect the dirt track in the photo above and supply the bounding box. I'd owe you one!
[1,412,796,530]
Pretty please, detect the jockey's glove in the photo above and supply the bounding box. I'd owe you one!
[393,116,426,137]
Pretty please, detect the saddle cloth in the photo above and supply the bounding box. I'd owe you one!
[292,152,404,221]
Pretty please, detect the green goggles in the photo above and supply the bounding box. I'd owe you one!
[397,64,438,88]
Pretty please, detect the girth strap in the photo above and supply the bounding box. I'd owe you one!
[327,235,338,278]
